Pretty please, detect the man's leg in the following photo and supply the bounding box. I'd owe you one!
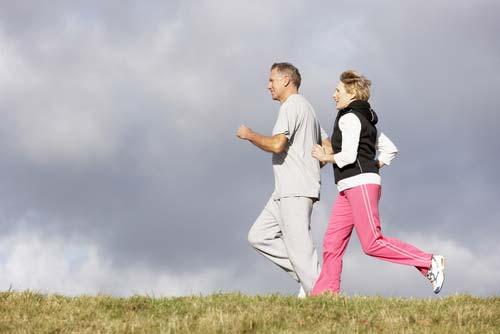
[248,197,299,282]
[312,192,354,295]
[278,197,320,293]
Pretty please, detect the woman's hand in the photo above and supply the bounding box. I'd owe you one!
[312,144,329,162]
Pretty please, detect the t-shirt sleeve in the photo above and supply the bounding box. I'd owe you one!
[272,105,298,139]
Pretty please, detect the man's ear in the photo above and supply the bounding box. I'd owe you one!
[283,75,291,87]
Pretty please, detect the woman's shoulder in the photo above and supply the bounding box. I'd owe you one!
[339,112,362,124]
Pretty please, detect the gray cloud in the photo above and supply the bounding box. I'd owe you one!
[0,0,498,296]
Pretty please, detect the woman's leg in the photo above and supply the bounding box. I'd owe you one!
[312,192,354,295]
[345,184,432,275]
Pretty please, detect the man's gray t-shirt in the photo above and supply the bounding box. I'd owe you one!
[271,94,327,200]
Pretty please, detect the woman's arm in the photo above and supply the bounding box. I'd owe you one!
[312,114,361,165]
[332,114,361,167]
[376,131,398,168]
[312,144,335,163]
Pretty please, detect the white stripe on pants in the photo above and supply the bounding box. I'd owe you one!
[247,196,320,293]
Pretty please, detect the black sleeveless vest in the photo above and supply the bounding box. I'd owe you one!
[331,100,379,184]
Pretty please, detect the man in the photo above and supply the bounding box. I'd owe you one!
[236,62,330,295]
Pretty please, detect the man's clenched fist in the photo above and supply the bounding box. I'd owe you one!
[237,125,253,140]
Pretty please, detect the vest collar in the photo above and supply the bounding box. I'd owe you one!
[340,100,378,125]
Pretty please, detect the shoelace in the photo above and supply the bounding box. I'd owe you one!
[427,257,438,282]
[427,271,437,283]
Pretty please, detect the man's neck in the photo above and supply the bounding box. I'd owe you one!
[279,89,299,104]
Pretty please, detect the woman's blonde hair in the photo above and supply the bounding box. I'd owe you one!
[340,70,371,101]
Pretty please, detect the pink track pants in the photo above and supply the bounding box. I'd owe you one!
[312,184,432,295]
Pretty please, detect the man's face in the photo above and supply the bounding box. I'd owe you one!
[333,81,354,110]
[268,68,287,101]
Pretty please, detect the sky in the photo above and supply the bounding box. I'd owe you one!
[0,0,499,297]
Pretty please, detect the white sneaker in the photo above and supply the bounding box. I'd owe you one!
[427,255,445,294]
[297,286,306,299]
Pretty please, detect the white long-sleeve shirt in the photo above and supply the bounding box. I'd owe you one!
[333,113,398,191]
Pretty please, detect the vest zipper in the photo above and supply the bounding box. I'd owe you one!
[357,159,364,173]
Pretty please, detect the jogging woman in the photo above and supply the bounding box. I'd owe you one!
[311,70,445,295]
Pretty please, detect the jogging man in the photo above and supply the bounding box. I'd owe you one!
[236,62,329,295]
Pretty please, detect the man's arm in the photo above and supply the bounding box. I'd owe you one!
[237,125,288,154]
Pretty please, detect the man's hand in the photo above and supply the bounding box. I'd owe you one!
[237,125,253,140]
[236,125,287,153]
[312,144,328,162]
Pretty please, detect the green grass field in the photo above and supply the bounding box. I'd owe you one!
[0,291,498,333]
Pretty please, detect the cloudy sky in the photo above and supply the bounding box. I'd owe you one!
[0,0,499,297]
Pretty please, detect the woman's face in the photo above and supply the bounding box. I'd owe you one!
[333,81,355,110]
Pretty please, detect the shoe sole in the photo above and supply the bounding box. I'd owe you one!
[434,256,446,294]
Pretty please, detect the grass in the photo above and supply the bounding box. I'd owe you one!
[0,291,498,333]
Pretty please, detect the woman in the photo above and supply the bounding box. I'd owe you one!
[311,70,445,295]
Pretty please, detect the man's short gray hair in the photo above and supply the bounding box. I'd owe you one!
[271,62,301,89]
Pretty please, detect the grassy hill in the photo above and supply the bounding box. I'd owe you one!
[0,291,498,333]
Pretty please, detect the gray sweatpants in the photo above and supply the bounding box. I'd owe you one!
[247,196,320,294]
